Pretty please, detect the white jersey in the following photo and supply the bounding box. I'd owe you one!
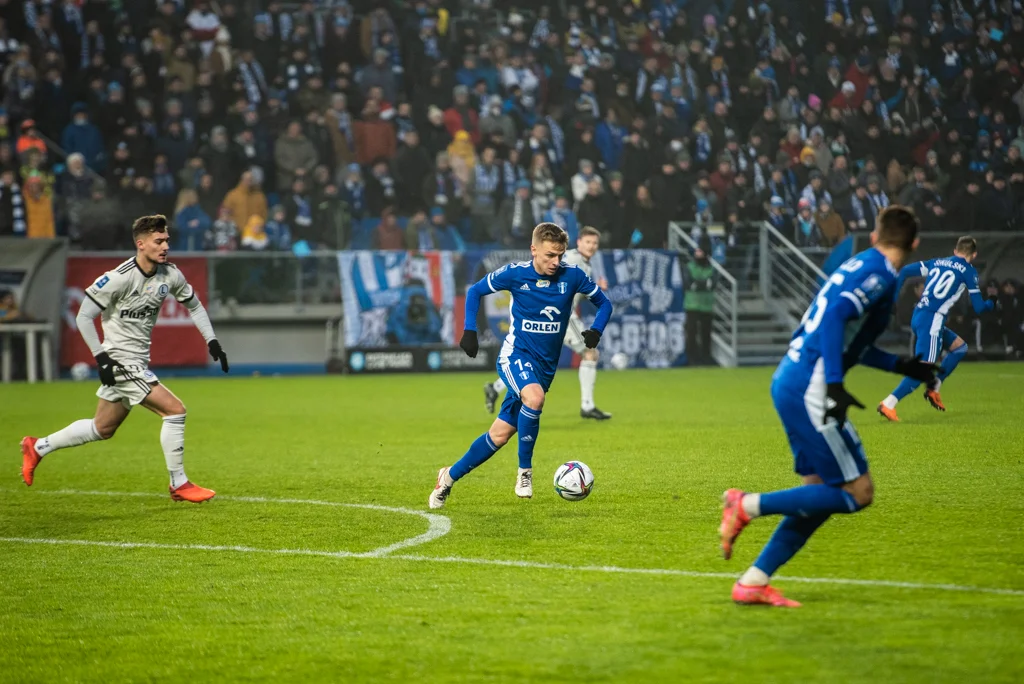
[84,258,195,366]
[563,249,593,312]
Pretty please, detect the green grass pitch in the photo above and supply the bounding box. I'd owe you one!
[1,364,1023,682]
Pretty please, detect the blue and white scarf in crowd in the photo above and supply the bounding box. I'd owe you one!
[239,60,268,103]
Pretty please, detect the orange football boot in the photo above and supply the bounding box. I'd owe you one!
[20,437,41,486]
[719,488,751,560]
[877,403,900,422]
[732,582,802,608]
[169,482,216,503]
[924,388,946,412]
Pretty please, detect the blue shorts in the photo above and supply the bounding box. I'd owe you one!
[771,365,869,487]
[496,352,552,426]
[911,311,960,362]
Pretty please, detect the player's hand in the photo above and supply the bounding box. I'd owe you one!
[208,339,230,373]
[824,383,865,426]
[94,352,122,387]
[893,354,939,384]
[459,330,479,358]
[582,328,602,349]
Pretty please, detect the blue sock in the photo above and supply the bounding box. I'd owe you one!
[449,433,500,481]
[517,406,541,469]
[938,344,967,382]
[891,375,920,401]
[758,484,861,517]
[753,514,830,576]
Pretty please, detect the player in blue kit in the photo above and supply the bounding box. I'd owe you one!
[428,223,613,509]
[718,206,939,607]
[878,236,995,421]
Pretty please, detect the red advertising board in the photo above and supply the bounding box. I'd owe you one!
[60,256,210,368]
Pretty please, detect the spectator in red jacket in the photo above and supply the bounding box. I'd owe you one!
[443,85,480,145]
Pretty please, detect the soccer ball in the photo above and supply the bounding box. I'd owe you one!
[70,362,91,381]
[553,461,595,501]
[610,352,629,370]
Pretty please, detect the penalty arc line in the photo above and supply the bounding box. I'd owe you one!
[3,489,1022,598]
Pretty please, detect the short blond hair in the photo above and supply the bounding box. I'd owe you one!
[532,222,569,247]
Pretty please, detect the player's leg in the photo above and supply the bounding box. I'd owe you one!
[484,377,506,414]
[722,381,873,607]
[431,379,519,509]
[514,382,545,498]
[926,331,967,411]
[141,383,215,502]
[567,317,610,420]
[21,397,128,486]
[880,317,940,420]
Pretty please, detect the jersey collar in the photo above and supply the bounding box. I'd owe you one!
[134,258,157,278]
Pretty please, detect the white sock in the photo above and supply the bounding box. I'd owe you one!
[579,360,597,411]
[493,378,506,393]
[932,378,942,391]
[35,419,102,457]
[741,493,761,518]
[442,469,454,487]
[739,566,771,587]
[882,394,899,409]
[161,414,188,488]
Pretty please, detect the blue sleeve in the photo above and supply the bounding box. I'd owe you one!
[820,296,861,383]
[966,266,994,314]
[589,288,613,333]
[463,278,492,333]
[894,259,929,303]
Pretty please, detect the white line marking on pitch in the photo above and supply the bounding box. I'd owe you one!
[3,489,1022,598]
[6,488,450,558]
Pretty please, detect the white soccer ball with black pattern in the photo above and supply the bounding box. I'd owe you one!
[553,461,595,501]
[610,352,629,370]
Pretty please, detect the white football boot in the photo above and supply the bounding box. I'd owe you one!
[429,467,453,509]
[515,468,533,498]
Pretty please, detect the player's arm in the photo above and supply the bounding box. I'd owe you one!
[578,275,613,349]
[78,270,128,386]
[459,267,510,357]
[841,288,939,382]
[893,259,929,303]
[173,272,229,373]
[966,266,995,314]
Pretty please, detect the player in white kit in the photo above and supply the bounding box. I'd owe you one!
[483,226,612,420]
[20,215,229,502]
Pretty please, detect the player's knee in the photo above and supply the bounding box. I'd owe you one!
[94,422,118,440]
[582,349,599,362]
[846,479,874,508]
[520,386,545,411]
[950,338,967,353]
[488,421,515,447]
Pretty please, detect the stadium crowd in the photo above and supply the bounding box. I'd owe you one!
[2,0,1024,255]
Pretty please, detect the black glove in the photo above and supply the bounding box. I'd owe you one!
[893,354,939,384]
[94,352,122,387]
[582,328,602,349]
[824,383,865,426]
[208,339,230,373]
[459,329,479,358]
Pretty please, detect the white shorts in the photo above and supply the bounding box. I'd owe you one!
[96,364,159,408]
[563,315,587,354]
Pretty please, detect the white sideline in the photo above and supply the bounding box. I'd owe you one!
[2,489,1022,598]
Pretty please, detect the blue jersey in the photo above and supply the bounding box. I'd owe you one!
[777,248,900,387]
[898,255,993,321]
[466,259,612,380]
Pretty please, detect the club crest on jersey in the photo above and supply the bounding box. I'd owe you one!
[536,279,550,288]
[158,284,169,297]
[558,282,567,294]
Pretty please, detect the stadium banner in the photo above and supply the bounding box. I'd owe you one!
[338,251,456,348]
[60,256,210,368]
[575,249,687,369]
[338,249,686,369]
[344,345,500,374]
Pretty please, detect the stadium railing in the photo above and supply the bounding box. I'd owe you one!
[759,221,827,330]
[667,222,739,367]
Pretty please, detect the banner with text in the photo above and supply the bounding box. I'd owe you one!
[60,256,210,368]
